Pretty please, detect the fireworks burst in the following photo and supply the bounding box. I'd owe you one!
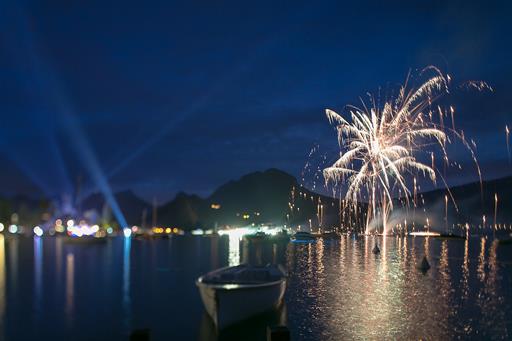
[323,67,481,235]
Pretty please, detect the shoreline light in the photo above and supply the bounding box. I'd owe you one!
[67,222,99,237]
[8,225,17,234]
[33,226,43,237]
[123,227,132,238]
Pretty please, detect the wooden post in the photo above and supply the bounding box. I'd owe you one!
[267,325,290,341]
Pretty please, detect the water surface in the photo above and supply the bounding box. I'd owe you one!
[1,234,511,340]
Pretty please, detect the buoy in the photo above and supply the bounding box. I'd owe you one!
[372,244,380,254]
[419,256,430,272]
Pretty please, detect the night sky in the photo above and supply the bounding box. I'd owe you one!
[0,1,510,202]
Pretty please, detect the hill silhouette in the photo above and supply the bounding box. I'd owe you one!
[155,168,312,229]
[151,170,512,230]
[7,169,508,231]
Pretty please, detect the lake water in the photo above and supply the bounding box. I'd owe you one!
[1,233,511,340]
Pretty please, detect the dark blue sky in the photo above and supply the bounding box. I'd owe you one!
[0,0,510,202]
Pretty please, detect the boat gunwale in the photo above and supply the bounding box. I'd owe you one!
[195,264,287,290]
[196,277,286,290]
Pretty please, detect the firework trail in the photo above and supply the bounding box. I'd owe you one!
[323,66,481,235]
[506,125,510,164]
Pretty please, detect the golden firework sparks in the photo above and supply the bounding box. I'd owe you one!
[323,67,480,235]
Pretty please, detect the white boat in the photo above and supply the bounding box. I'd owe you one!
[196,264,287,329]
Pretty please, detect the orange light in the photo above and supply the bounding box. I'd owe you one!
[153,227,165,234]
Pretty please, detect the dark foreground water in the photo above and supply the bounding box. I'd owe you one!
[1,233,511,340]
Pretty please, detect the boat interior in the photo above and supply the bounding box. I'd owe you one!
[203,265,285,285]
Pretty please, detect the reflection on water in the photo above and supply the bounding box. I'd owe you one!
[287,236,512,340]
[227,234,240,266]
[55,237,63,283]
[0,235,511,340]
[123,237,131,332]
[439,241,450,296]
[65,252,74,326]
[8,237,18,301]
[477,240,508,337]
[461,239,470,301]
[210,235,219,269]
[0,235,5,338]
[240,237,288,266]
[34,237,43,324]
[477,237,486,283]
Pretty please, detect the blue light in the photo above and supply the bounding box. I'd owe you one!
[60,110,128,229]
[123,228,132,238]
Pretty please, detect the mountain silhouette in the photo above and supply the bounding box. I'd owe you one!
[6,168,510,231]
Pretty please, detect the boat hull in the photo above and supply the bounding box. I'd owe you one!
[197,278,286,329]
